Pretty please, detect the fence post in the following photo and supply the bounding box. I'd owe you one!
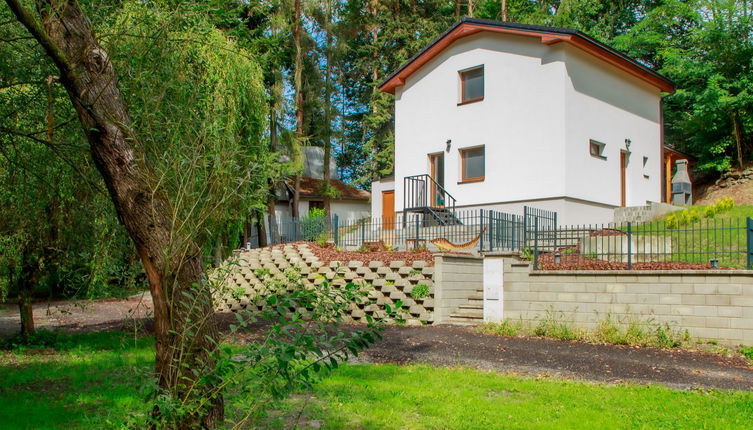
[523,206,528,245]
[627,222,633,270]
[553,212,558,252]
[747,217,753,270]
[533,217,539,270]
[360,220,365,246]
[333,215,339,246]
[479,210,485,252]
[414,214,420,247]
[488,211,494,252]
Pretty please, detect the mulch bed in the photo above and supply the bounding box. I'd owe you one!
[305,242,436,266]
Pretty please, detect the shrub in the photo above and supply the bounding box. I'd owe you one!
[300,209,327,241]
[740,346,753,360]
[687,207,702,223]
[666,213,679,229]
[703,205,717,218]
[410,284,430,300]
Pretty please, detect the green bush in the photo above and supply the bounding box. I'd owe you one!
[703,205,717,218]
[740,346,753,360]
[301,209,327,241]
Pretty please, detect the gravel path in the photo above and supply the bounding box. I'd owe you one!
[2,295,752,391]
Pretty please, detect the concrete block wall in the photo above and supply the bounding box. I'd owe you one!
[489,255,753,345]
[433,255,484,323]
[217,243,436,325]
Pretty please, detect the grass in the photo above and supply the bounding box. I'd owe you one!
[0,331,152,429]
[628,205,753,268]
[279,364,753,429]
[1,331,752,429]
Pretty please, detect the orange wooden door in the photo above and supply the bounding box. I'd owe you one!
[382,190,395,230]
[620,152,627,207]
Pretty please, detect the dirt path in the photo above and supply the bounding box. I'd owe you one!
[0,293,153,336]
[2,295,751,391]
[360,325,753,391]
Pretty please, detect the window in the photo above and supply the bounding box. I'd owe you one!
[643,156,650,179]
[460,146,485,182]
[309,201,324,211]
[459,66,484,104]
[589,139,607,159]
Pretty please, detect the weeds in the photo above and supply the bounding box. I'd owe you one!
[410,284,430,300]
[480,312,692,350]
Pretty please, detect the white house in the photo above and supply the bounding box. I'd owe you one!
[275,147,371,221]
[371,18,675,226]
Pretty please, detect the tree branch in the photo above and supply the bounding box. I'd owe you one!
[4,0,73,81]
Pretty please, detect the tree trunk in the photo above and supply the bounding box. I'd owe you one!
[733,109,746,169]
[468,0,474,17]
[292,0,303,219]
[501,0,507,20]
[256,211,268,247]
[456,0,460,20]
[17,257,39,337]
[5,1,223,426]
[323,0,333,218]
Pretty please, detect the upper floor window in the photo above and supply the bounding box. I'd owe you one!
[460,146,485,182]
[459,66,484,104]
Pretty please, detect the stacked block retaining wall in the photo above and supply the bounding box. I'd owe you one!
[217,243,437,325]
[488,255,753,345]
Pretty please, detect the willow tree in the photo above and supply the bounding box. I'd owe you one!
[4,1,267,426]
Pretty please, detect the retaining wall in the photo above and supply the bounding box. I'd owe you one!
[217,243,437,325]
[432,255,484,323]
[485,255,753,345]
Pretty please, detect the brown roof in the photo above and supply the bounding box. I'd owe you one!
[293,177,370,200]
[380,18,675,94]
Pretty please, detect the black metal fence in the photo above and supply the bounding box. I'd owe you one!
[246,209,753,271]
[248,208,553,252]
[527,217,753,270]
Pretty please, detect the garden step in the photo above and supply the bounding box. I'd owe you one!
[458,304,482,311]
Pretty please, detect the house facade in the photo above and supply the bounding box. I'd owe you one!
[275,147,371,221]
[371,18,675,226]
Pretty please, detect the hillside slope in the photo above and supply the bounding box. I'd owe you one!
[694,166,753,206]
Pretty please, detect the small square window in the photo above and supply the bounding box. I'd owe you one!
[589,139,606,159]
[460,146,485,182]
[459,66,484,104]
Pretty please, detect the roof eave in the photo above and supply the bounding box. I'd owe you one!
[379,19,675,95]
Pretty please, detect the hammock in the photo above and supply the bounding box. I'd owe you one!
[430,233,481,251]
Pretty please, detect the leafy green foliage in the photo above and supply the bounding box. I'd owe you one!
[410,284,430,300]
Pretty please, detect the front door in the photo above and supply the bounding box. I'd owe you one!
[429,153,445,207]
[382,190,394,230]
[620,152,627,207]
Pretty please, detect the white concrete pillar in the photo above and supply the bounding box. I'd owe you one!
[483,256,504,322]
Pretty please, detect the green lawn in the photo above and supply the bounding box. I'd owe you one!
[627,205,752,268]
[1,331,752,429]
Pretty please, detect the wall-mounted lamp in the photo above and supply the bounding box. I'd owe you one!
[624,138,632,150]
[710,258,719,269]
[446,139,452,152]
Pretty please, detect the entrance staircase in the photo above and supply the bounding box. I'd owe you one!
[448,287,484,324]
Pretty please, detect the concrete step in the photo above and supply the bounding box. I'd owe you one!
[458,304,482,311]
[448,314,483,325]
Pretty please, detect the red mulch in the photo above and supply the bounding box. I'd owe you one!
[253,242,438,266]
[537,249,727,271]
[307,242,436,266]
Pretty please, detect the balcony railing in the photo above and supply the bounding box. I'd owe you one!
[404,174,456,212]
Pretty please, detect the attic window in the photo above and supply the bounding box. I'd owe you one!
[589,140,607,160]
[459,66,484,104]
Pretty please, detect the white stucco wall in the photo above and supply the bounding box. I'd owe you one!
[370,177,396,222]
[392,31,663,226]
[274,200,369,222]
[562,45,662,208]
[330,200,371,221]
